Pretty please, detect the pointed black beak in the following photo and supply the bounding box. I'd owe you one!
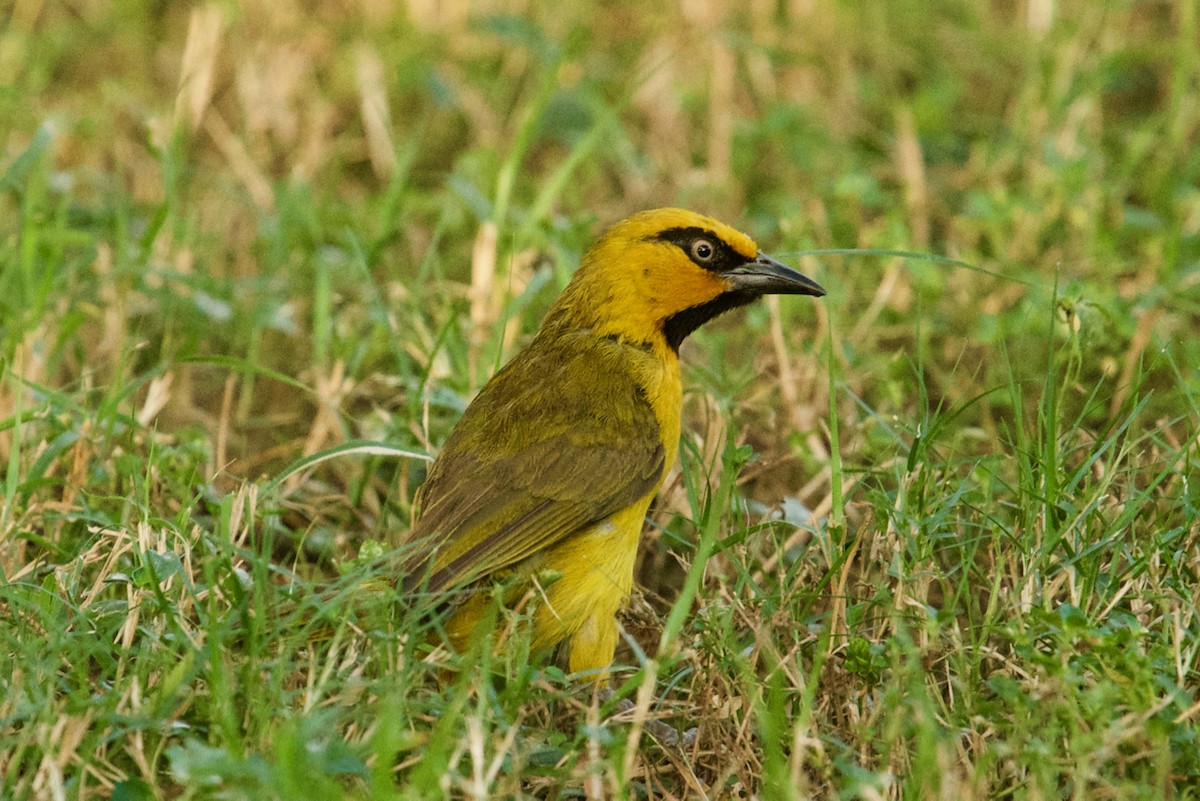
[726,253,826,297]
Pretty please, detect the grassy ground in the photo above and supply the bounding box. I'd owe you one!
[2,1,1199,798]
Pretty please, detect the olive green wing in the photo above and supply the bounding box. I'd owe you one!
[398,337,665,593]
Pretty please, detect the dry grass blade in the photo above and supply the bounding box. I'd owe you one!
[173,4,225,134]
[356,44,396,179]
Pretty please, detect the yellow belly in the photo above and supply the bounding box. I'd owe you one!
[443,497,652,676]
[531,500,651,674]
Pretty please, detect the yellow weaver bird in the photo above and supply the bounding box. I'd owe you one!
[400,208,825,676]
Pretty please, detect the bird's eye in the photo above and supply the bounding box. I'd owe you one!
[691,239,715,263]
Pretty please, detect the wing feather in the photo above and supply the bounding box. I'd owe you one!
[399,332,665,593]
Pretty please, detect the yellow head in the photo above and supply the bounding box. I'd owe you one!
[543,208,825,351]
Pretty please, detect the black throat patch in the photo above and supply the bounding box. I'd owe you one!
[661,290,757,352]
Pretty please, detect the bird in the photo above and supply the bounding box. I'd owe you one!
[399,208,825,678]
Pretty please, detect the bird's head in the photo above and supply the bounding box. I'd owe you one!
[546,208,825,352]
